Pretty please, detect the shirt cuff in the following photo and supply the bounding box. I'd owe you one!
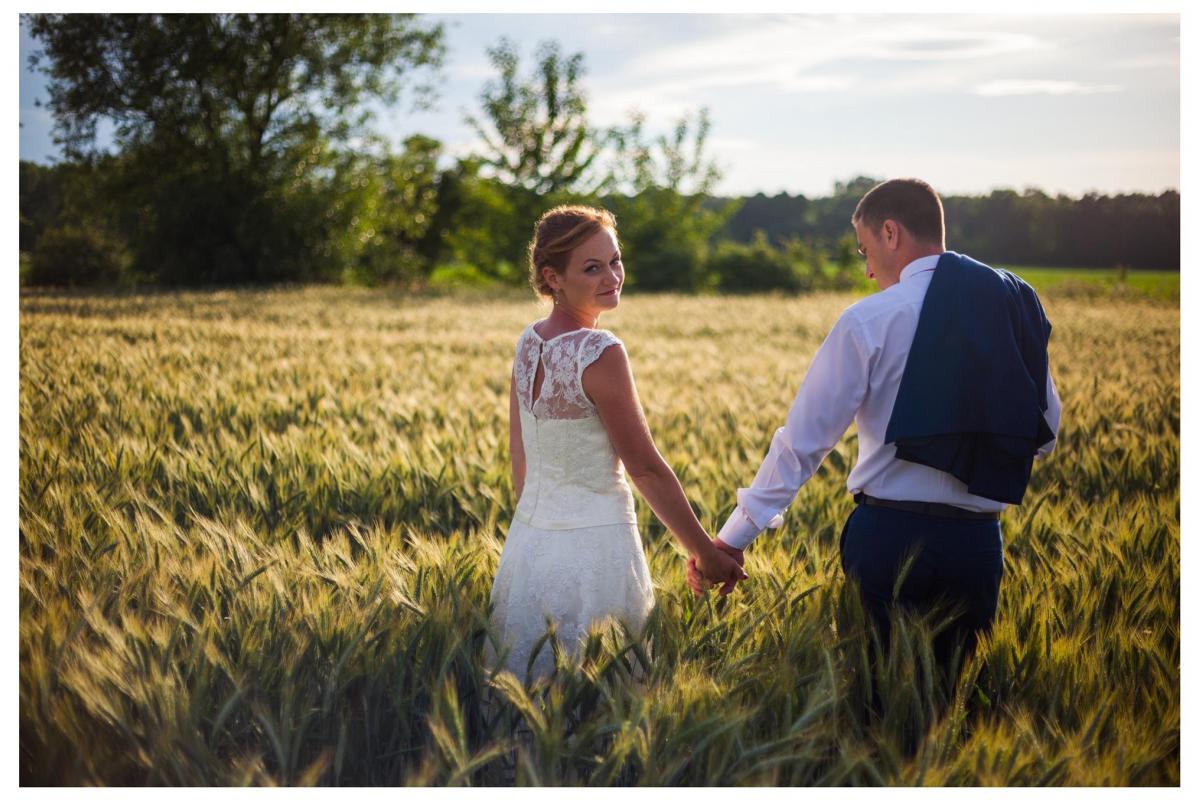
[717,507,763,550]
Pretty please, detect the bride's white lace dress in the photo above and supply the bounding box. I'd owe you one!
[487,322,655,682]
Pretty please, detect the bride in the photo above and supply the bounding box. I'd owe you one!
[487,205,747,683]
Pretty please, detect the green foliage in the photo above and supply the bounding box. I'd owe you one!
[1006,267,1179,303]
[428,263,499,289]
[329,135,444,287]
[608,189,713,293]
[466,38,604,197]
[719,180,1180,272]
[833,232,861,275]
[19,160,68,252]
[605,109,738,292]
[455,38,610,278]
[19,288,1178,786]
[24,13,445,285]
[453,42,741,293]
[706,233,869,295]
[26,14,445,161]
[438,160,531,283]
[19,158,132,277]
[27,225,129,287]
[20,18,1178,291]
[709,231,805,293]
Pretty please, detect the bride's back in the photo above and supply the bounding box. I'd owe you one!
[510,323,637,530]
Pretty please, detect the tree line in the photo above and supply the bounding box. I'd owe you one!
[715,180,1178,271]
[19,14,1178,291]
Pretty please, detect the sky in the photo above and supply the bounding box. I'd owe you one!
[17,13,1180,198]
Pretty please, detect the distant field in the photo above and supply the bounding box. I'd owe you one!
[836,265,1178,302]
[1003,267,1179,302]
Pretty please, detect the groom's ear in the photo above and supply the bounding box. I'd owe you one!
[882,219,902,249]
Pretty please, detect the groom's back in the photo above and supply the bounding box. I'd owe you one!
[833,256,1007,511]
[838,259,934,401]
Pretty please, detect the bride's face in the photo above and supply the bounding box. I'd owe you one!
[546,228,624,316]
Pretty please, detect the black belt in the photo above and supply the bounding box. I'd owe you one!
[853,492,1000,520]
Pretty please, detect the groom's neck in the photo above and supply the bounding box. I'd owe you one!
[895,242,945,272]
[907,240,946,261]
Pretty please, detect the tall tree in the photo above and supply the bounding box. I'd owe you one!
[454,37,607,279]
[465,38,604,197]
[604,108,738,292]
[25,13,444,284]
[327,134,444,286]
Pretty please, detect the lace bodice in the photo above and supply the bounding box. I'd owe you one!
[514,324,626,420]
[510,323,637,529]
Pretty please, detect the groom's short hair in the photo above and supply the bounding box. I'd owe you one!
[852,178,945,246]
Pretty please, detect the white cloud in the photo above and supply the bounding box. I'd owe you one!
[588,69,854,128]
[973,79,1122,97]
[625,16,1041,78]
[857,25,1040,62]
[1110,52,1179,70]
[584,16,1044,125]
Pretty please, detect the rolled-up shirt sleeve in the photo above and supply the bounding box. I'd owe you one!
[717,311,872,550]
[1036,363,1062,459]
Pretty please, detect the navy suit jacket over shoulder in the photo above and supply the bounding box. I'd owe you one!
[884,251,1054,504]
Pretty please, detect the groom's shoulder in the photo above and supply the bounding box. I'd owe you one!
[839,286,913,329]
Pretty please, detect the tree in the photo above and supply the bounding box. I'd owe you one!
[28,224,128,287]
[708,230,807,294]
[327,134,444,286]
[19,161,67,253]
[465,38,604,197]
[453,38,611,279]
[19,158,138,285]
[436,157,529,283]
[25,13,444,284]
[604,108,738,292]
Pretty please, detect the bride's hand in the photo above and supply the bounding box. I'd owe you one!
[687,556,714,594]
[693,545,748,596]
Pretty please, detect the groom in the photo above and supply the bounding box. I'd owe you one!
[690,177,1061,692]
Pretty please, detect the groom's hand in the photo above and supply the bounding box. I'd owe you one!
[715,538,745,565]
[712,539,745,596]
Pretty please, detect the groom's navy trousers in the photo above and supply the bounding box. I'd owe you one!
[838,500,1004,684]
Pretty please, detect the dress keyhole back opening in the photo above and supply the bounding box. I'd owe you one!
[529,341,546,410]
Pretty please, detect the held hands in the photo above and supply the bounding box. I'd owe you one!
[687,539,747,596]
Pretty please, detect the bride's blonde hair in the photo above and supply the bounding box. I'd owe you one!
[527,205,618,298]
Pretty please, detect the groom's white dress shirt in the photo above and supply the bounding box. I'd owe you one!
[716,254,1062,551]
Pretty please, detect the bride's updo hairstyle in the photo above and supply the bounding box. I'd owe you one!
[528,205,618,299]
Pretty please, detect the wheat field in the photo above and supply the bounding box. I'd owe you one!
[18,284,1179,786]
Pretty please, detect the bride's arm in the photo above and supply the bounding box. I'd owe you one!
[509,373,526,501]
[583,346,745,585]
